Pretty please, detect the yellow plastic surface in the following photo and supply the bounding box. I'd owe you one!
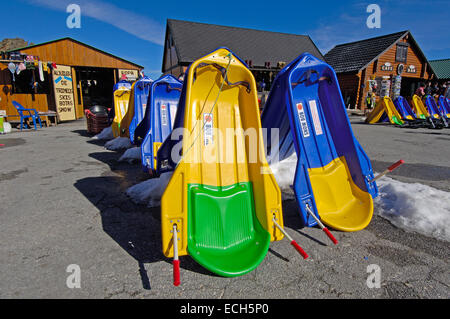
[161,48,284,258]
[309,157,374,232]
[412,95,431,118]
[119,82,136,138]
[112,86,131,138]
[365,96,404,124]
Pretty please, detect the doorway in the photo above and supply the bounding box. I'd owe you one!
[75,67,115,110]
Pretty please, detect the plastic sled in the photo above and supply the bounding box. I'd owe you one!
[438,96,450,119]
[133,75,182,173]
[119,76,153,141]
[411,95,443,129]
[365,96,404,125]
[113,80,131,92]
[425,96,448,128]
[393,97,426,128]
[112,85,131,138]
[261,53,377,232]
[159,48,284,277]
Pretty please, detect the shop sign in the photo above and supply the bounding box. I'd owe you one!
[118,69,139,81]
[52,65,76,121]
[380,62,394,72]
[406,65,417,73]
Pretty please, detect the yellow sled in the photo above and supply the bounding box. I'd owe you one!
[365,96,404,125]
[112,85,131,138]
[412,95,435,119]
[160,48,284,277]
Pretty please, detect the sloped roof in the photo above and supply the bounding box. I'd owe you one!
[164,19,323,71]
[324,31,409,73]
[7,37,143,69]
[429,59,450,80]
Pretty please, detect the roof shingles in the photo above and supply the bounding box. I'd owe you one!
[167,19,323,68]
[324,31,408,73]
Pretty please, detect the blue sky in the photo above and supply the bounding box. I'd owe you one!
[1,0,449,79]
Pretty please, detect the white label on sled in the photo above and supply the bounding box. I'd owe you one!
[296,103,310,138]
[119,102,126,118]
[161,105,168,126]
[309,100,323,135]
[203,113,214,146]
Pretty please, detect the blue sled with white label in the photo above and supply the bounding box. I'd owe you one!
[134,74,182,174]
[261,53,378,232]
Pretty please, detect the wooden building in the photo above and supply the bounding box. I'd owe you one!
[0,37,143,122]
[162,19,323,90]
[324,31,435,110]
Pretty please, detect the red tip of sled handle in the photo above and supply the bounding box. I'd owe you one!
[291,241,309,259]
[388,160,404,172]
[323,228,338,245]
[173,260,180,287]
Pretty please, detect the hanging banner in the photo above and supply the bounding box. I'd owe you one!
[118,69,139,81]
[52,65,76,121]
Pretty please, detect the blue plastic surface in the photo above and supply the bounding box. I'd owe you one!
[394,96,418,120]
[261,53,378,228]
[425,96,442,118]
[438,96,450,119]
[134,75,182,172]
[129,76,153,143]
[113,80,132,91]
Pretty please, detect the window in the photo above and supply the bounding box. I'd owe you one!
[396,44,408,63]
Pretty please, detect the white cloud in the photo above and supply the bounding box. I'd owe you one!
[26,0,164,46]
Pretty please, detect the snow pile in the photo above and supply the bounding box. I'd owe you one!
[105,137,133,151]
[119,147,141,163]
[92,127,114,140]
[126,173,173,207]
[375,176,450,242]
[269,154,450,242]
[270,154,297,200]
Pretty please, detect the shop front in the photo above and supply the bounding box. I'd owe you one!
[0,37,143,123]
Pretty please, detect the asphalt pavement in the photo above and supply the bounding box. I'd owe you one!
[0,118,448,299]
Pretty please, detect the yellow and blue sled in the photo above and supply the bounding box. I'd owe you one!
[157,48,284,277]
[365,96,404,126]
[112,83,132,138]
[261,53,378,232]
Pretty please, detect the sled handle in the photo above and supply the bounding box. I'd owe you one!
[305,205,338,245]
[370,160,405,183]
[173,224,180,287]
[292,69,332,88]
[272,217,309,259]
[193,62,251,93]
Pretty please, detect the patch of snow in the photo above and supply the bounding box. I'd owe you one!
[92,127,114,141]
[105,137,133,151]
[2,122,12,134]
[270,154,450,242]
[126,173,173,208]
[375,176,450,242]
[119,147,141,163]
[270,154,297,200]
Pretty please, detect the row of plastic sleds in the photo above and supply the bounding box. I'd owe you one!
[365,94,447,129]
[365,96,405,126]
[412,95,448,129]
[132,75,182,173]
[157,48,285,277]
[261,53,378,232]
[110,74,183,173]
[119,76,153,142]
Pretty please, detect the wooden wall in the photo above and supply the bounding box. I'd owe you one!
[20,38,142,70]
[348,35,433,109]
[1,38,143,119]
